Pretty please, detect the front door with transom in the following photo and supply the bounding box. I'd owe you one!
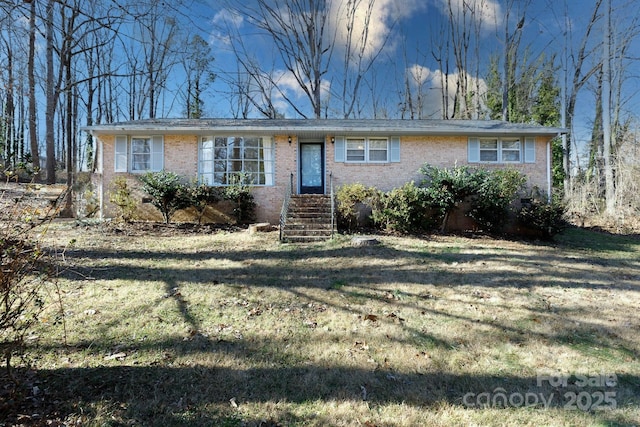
[299,142,325,194]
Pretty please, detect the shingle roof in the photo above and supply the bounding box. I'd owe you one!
[83,118,566,137]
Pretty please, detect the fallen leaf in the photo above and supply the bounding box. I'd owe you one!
[104,352,126,360]
[387,312,405,322]
[248,307,263,317]
[472,290,490,299]
[354,341,369,350]
[363,314,378,322]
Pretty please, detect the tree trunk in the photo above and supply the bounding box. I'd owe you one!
[602,0,615,214]
[28,0,40,181]
[45,0,57,184]
[564,0,604,198]
[4,38,15,169]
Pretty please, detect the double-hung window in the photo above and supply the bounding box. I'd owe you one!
[479,139,499,162]
[501,139,521,162]
[470,137,532,163]
[346,138,366,162]
[345,137,388,163]
[132,137,152,171]
[114,135,163,172]
[199,136,274,186]
[368,138,389,162]
[335,136,400,163]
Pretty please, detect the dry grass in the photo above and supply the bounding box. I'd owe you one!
[9,221,640,426]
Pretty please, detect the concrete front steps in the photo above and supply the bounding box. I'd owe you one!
[281,194,336,243]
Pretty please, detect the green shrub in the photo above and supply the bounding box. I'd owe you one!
[189,183,223,225]
[419,164,486,232]
[517,195,567,240]
[372,182,434,233]
[418,164,526,234]
[139,171,192,224]
[469,168,526,233]
[108,176,136,222]
[223,172,255,224]
[336,183,377,231]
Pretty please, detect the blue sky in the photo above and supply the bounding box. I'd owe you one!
[180,0,639,158]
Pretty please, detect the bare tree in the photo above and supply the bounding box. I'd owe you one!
[430,17,451,119]
[337,0,391,118]
[181,34,216,119]
[1,30,16,169]
[225,0,336,118]
[44,0,56,184]
[428,0,494,120]
[501,1,528,121]
[223,27,286,119]
[27,0,40,181]
[131,2,179,119]
[563,0,603,196]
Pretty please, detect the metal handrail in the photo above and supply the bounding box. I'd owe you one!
[329,171,335,239]
[279,172,294,241]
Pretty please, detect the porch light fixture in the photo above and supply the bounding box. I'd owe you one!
[331,136,335,144]
[288,136,292,144]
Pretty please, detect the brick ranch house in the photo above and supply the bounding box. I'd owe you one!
[84,118,564,235]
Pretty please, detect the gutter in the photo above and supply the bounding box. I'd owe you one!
[80,120,567,138]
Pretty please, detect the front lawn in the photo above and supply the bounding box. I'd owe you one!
[8,223,640,426]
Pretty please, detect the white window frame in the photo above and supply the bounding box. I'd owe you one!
[475,137,522,163]
[345,137,389,163]
[479,138,499,162]
[114,135,163,173]
[368,138,389,162]
[198,136,274,186]
[501,138,521,163]
[131,137,152,172]
[346,138,366,162]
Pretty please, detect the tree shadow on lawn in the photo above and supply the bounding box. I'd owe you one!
[53,238,640,360]
[57,240,639,293]
[19,233,640,425]
[555,226,640,253]
[15,344,640,426]
[15,300,640,424]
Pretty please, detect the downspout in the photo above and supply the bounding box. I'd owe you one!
[94,132,104,219]
[546,137,553,203]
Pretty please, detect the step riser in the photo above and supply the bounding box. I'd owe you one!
[283,224,333,230]
[287,215,333,221]
[283,195,336,242]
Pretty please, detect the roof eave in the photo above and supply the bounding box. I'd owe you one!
[83,124,566,138]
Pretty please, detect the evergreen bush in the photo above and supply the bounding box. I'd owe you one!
[139,171,192,224]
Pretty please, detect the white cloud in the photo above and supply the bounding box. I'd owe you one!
[433,0,502,33]
[329,0,426,59]
[406,64,488,118]
[273,69,307,99]
[271,69,331,116]
[209,8,244,48]
[407,64,434,86]
[212,8,244,27]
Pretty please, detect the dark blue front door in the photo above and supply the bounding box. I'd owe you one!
[299,142,324,194]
